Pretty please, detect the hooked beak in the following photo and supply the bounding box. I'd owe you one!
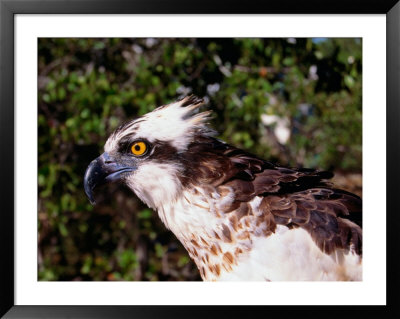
[84,152,135,204]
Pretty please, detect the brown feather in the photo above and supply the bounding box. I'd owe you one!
[181,136,362,257]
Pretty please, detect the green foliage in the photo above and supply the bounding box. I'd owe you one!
[38,38,362,281]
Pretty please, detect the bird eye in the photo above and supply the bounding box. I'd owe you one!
[130,141,148,156]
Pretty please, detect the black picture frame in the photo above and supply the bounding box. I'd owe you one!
[1,0,399,318]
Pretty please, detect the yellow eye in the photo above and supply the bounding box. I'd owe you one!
[130,141,147,156]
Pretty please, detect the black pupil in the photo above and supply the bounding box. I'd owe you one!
[135,144,141,151]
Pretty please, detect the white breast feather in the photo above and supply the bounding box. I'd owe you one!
[217,226,362,281]
[158,192,362,281]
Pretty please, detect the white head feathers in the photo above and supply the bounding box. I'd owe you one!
[104,96,214,153]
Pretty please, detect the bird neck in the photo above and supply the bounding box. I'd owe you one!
[156,188,252,281]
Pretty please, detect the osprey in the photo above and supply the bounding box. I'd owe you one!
[84,96,362,281]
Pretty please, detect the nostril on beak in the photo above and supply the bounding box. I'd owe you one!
[102,152,114,164]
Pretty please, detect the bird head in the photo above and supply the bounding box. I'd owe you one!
[84,95,213,209]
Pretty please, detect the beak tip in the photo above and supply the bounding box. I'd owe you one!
[84,156,104,205]
[84,186,96,205]
[84,173,95,206]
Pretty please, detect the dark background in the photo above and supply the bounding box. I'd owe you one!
[38,38,362,281]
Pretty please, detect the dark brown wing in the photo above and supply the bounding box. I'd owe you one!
[182,136,333,189]
[258,188,362,255]
[182,136,362,256]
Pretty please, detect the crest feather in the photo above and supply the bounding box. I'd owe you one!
[153,95,211,124]
[105,95,215,153]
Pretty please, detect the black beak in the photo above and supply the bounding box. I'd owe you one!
[84,152,134,204]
